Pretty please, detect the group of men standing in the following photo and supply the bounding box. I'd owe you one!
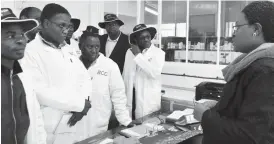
[1,3,165,144]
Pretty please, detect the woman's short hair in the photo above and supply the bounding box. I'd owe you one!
[242,1,274,42]
[79,32,100,45]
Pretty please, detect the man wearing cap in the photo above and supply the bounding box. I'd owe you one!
[19,7,42,42]
[19,4,92,144]
[64,18,81,57]
[99,13,130,74]
[123,24,165,119]
[1,8,46,144]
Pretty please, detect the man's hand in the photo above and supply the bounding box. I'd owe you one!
[67,112,84,127]
[127,120,142,128]
[68,99,91,127]
[193,103,210,122]
[130,44,141,56]
[82,100,91,115]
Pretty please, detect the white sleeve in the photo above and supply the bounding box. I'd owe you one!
[110,62,132,126]
[20,50,86,112]
[134,50,165,79]
[122,50,133,118]
[20,74,47,144]
[32,91,47,144]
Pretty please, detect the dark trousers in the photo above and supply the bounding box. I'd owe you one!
[132,88,136,120]
[107,111,119,130]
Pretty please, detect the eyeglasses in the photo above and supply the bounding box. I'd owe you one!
[233,24,249,32]
[49,20,73,31]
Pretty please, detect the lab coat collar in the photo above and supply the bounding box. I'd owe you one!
[37,32,67,49]
[80,53,103,69]
[141,44,154,54]
[107,32,121,42]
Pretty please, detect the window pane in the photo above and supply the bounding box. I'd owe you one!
[162,1,187,62]
[118,1,137,35]
[141,0,160,47]
[188,1,218,64]
[103,1,118,34]
[219,1,247,65]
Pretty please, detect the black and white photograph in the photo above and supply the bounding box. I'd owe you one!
[1,0,274,144]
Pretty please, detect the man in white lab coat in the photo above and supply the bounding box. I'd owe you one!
[20,4,92,144]
[123,24,165,119]
[64,18,81,57]
[78,31,137,140]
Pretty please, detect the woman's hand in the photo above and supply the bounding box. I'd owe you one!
[203,100,218,108]
[193,103,210,121]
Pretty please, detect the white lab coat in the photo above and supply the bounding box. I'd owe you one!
[20,34,92,144]
[18,73,47,144]
[63,39,82,57]
[76,54,131,141]
[123,44,165,119]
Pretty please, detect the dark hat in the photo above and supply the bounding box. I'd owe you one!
[71,18,80,32]
[129,24,157,45]
[98,13,124,29]
[83,25,99,34]
[1,8,38,33]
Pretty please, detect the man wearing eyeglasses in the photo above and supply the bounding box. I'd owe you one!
[19,7,42,42]
[20,3,92,144]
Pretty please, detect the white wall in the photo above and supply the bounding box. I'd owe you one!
[118,1,137,17]
[1,0,104,37]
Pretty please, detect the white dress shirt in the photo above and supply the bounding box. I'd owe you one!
[105,32,121,58]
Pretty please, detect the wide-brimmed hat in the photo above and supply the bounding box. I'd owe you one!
[83,25,99,34]
[129,24,157,45]
[71,18,80,32]
[1,8,39,33]
[98,13,124,29]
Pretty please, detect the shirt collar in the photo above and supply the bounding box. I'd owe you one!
[1,60,23,76]
[107,32,121,42]
[38,32,67,49]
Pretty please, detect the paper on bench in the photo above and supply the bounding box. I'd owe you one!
[167,109,194,120]
[185,114,199,123]
[121,129,142,137]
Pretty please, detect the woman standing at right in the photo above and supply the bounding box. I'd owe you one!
[193,1,274,144]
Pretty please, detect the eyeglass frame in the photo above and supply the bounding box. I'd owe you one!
[232,24,249,32]
[48,20,73,31]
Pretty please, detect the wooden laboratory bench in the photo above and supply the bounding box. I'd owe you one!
[76,107,203,144]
